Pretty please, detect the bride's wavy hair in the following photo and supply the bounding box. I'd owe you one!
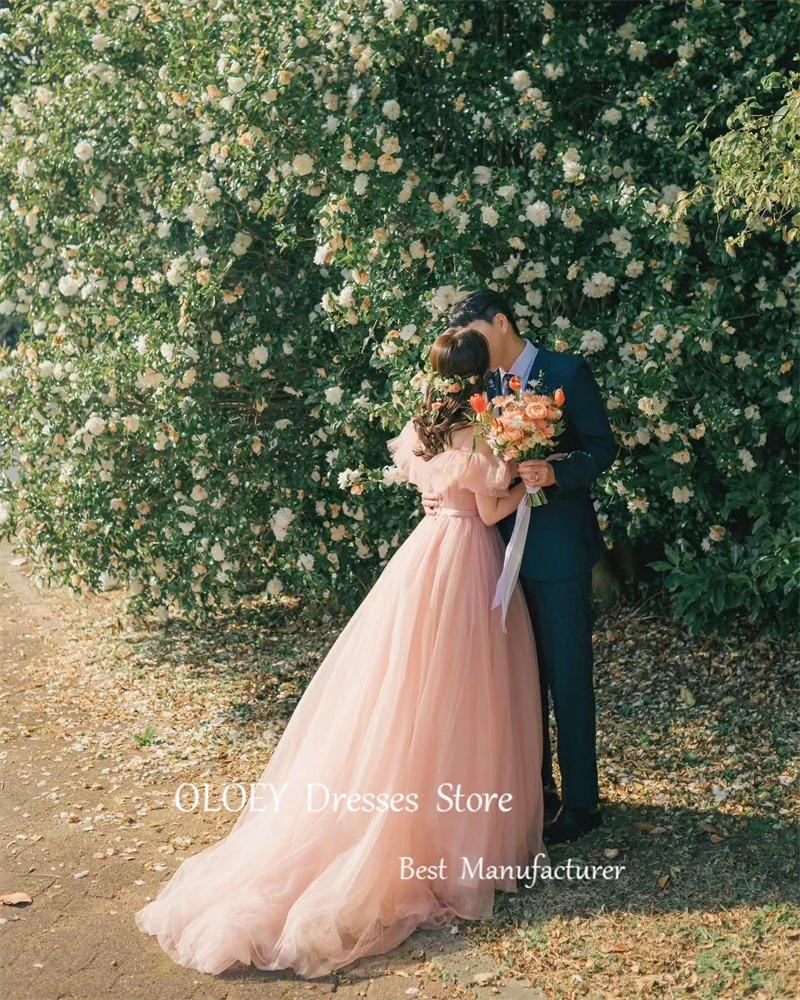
[413,327,490,460]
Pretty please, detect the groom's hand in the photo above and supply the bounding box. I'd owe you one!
[518,460,557,489]
[421,491,442,516]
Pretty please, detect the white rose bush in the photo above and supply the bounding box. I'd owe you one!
[0,0,797,634]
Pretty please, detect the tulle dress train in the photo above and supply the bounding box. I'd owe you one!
[135,422,545,978]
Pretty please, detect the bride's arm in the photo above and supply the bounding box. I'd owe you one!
[474,451,569,525]
[475,481,527,526]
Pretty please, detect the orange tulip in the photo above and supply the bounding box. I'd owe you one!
[554,386,565,406]
[509,375,522,392]
[469,393,488,413]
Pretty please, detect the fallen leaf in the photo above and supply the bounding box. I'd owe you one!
[0,892,32,906]
[633,822,668,835]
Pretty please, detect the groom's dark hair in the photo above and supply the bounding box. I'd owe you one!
[447,288,521,336]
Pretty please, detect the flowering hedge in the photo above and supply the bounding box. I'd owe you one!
[0,0,797,635]
[699,68,800,249]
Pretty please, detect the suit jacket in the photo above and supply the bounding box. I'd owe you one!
[489,344,617,582]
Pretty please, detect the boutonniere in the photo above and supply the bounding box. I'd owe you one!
[526,368,547,392]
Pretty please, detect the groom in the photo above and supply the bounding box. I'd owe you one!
[421,289,617,843]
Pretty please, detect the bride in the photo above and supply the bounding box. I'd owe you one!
[135,327,552,979]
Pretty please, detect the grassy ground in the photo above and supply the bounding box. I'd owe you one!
[1,550,798,999]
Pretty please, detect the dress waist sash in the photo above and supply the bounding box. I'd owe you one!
[437,507,479,518]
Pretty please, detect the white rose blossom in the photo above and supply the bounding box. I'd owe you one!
[511,70,532,91]
[628,40,647,61]
[582,272,616,298]
[672,486,694,503]
[292,153,314,175]
[231,231,253,256]
[58,274,84,297]
[526,200,551,227]
[580,330,607,354]
[382,99,401,120]
[74,140,94,161]
[271,507,296,541]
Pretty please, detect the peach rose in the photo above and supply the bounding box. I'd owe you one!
[526,401,549,420]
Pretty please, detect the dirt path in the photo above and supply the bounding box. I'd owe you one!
[0,540,545,1000]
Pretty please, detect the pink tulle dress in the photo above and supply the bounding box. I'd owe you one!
[135,421,545,979]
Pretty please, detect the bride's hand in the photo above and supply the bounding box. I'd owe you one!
[421,490,442,516]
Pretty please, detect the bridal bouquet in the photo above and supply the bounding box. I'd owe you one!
[468,376,567,629]
[469,377,566,508]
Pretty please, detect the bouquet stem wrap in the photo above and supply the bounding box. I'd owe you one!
[491,485,542,631]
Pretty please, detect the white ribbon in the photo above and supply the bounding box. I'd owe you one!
[491,485,539,631]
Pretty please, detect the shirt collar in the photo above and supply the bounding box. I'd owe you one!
[507,339,538,379]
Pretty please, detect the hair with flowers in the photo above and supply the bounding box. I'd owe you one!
[412,369,481,404]
[412,327,490,459]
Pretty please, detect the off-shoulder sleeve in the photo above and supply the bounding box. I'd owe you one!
[423,432,512,497]
[386,423,512,496]
[386,420,419,481]
[427,448,511,496]
[457,450,512,496]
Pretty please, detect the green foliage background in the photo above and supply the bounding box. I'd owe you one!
[0,0,797,634]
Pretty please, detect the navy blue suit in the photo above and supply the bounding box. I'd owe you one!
[489,345,617,809]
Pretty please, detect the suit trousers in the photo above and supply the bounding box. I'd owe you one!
[519,571,599,810]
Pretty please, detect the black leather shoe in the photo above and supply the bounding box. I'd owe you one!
[543,806,602,844]
[543,782,561,822]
